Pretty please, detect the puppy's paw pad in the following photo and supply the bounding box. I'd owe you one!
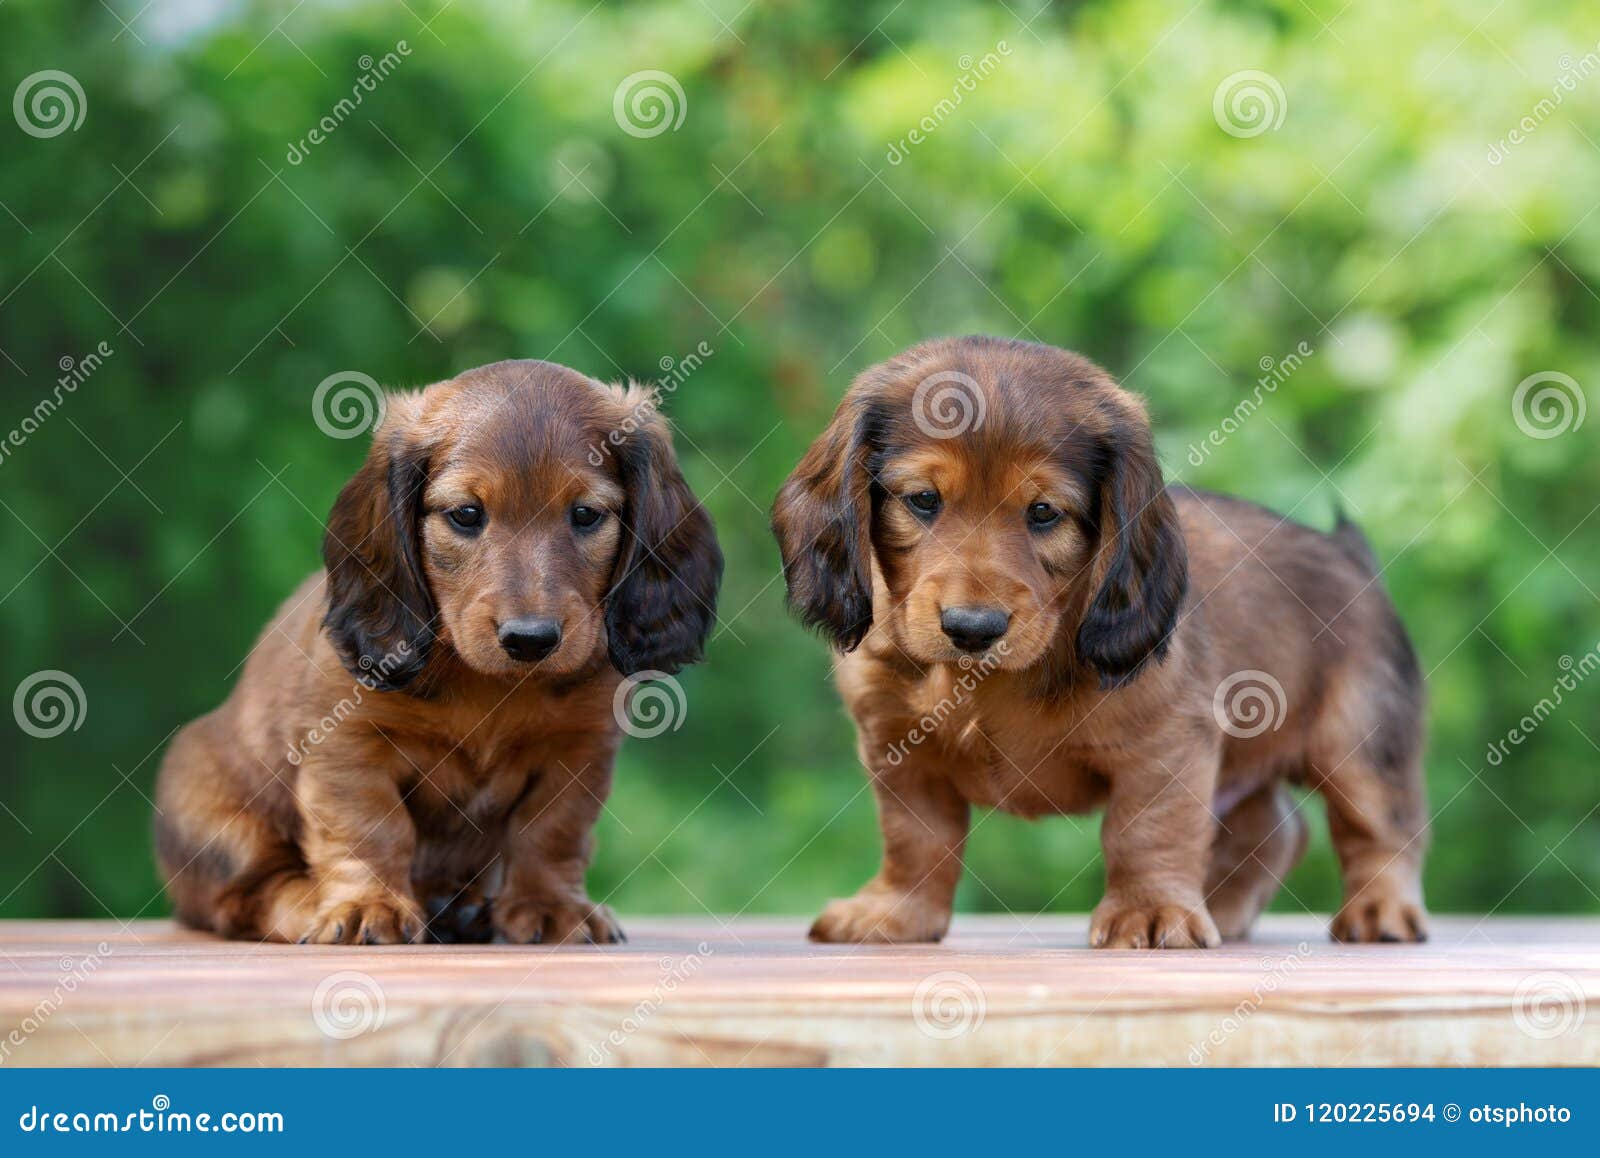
[808,892,947,944]
[1090,898,1219,950]
[307,897,425,946]
[1330,896,1428,943]
[493,896,624,945]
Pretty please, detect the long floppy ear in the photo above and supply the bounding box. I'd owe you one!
[1074,400,1188,686]
[606,407,723,676]
[321,398,435,691]
[771,395,879,652]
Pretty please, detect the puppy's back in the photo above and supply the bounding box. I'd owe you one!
[1170,485,1421,711]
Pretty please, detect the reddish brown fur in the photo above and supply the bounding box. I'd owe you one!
[154,360,722,944]
[773,336,1428,948]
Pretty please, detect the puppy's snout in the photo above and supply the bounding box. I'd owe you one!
[939,605,1010,653]
[497,616,563,662]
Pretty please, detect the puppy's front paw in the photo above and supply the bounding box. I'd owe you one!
[1331,892,1428,943]
[809,889,950,944]
[492,893,624,945]
[1090,893,1220,949]
[305,893,426,945]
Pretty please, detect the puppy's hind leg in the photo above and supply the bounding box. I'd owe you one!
[1204,784,1308,940]
[155,722,317,943]
[1309,647,1430,943]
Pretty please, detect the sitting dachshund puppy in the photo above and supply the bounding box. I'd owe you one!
[155,360,721,944]
[773,336,1428,948]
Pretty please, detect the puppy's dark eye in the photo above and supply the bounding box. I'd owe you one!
[446,505,485,532]
[571,504,606,530]
[1027,501,1061,529]
[905,490,941,517]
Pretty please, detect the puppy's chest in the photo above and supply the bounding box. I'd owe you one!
[394,719,564,830]
[901,677,1111,817]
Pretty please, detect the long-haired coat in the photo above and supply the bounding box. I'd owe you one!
[773,336,1428,948]
[155,360,722,944]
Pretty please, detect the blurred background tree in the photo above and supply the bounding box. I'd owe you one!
[0,0,1595,921]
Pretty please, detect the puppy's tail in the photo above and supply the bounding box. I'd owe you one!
[1330,506,1380,574]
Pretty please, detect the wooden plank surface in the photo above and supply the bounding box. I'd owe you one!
[1,916,1596,1066]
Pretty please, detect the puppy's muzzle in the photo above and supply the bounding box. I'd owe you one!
[498,616,563,662]
[939,605,1010,652]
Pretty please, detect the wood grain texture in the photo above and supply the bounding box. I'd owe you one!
[1,916,1596,1067]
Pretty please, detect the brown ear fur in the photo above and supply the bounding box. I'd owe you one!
[321,399,435,691]
[1073,399,1188,686]
[606,405,723,676]
[771,396,881,652]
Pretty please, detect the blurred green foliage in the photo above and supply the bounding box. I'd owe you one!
[1,0,1596,922]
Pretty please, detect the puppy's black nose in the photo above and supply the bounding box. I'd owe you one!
[939,605,1010,652]
[498,617,562,662]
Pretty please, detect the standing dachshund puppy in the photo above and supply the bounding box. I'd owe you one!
[773,336,1428,949]
[155,360,721,944]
